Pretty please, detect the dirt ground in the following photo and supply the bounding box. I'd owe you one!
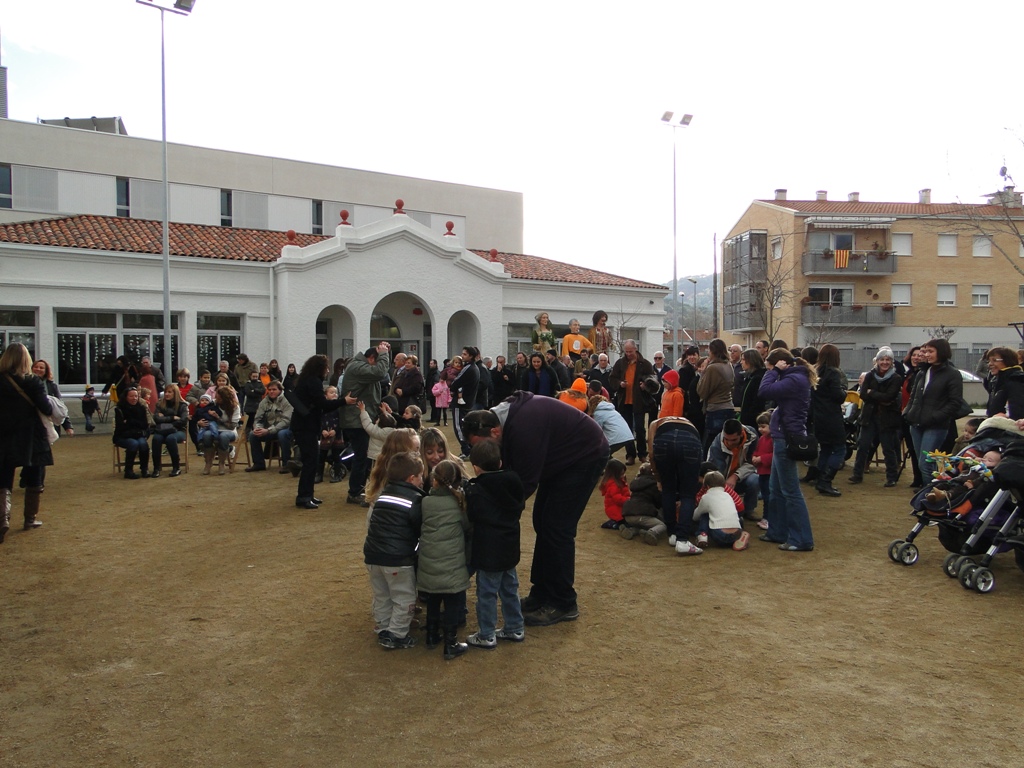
[3,425,1024,768]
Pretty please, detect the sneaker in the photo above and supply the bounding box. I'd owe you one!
[757,519,769,530]
[733,531,751,551]
[668,534,677,546]
[520,595,543,613]
[380,632,416,650]
[169,469,183,477]
[695,533,709,548]
[495,627,526,643]
[619,525,637,540]
[641,529,660,546]
[346,495,363,505]
[467,632,497,649]
[884,480,898,488]
[600,519,619,530]
[523,604,580,627]
[675,540,704,555]
[150,470,161,479]
[377,630,395,648]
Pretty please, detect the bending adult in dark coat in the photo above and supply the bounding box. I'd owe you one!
[0,343,53,540]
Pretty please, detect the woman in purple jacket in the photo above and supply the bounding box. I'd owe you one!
[758,349,817,552]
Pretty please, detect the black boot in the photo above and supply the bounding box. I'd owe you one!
[801,466,820,484]
[443,626,467,660]
[23,487,43,530]
[816,468,842,497]
[425,619,441,650]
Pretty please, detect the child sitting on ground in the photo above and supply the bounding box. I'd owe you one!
[695,461,745,547]
[693,470,750,551]
[465,438,527,650]
[81,386,100,432]
[751,411,774,531]
[363,451,426,650]
[599,458,630,530]
[417,459,471,661]
[619,462,667,545]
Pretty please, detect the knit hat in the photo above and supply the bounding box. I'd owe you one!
[874,346,894,362]
[199,393,212,402]
[571,377,588,393]
[662,369,680,388]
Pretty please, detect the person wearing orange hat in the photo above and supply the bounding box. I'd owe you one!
[658,369,684,418]
[557,377,590,411]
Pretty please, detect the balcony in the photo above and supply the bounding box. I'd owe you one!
[800,303,897,327]
[802,250,898,276]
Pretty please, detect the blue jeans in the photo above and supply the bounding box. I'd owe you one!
[151,430,185,470]
[766,437,814,548]
[115,436,150,471]
[735,473,760,518]
[758,474,771,508]
[653,426,702,538]
[248,428,293,466]
[695,516,742,547]
[526,451,608,611]
[476,568,524,637]
[910,425,948,479]
[815,441,846,474]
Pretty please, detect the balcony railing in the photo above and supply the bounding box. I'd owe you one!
[801,250,898,275]
[800,303,897,326]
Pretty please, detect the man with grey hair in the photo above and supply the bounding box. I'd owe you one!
[589,353,613,391]
[609,340,656,465]
[730,344,746,406]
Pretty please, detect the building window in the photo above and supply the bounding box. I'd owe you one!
[937,284,957,306]
[807,231,853,252]
[55,310,180,387]
[937,234,958,257]
[891,233,912,256]
[220,189,233,227]
[971,285,992,307]
[891,284,912,305]
[771,238,782,260]
[0,309,37,360]
[116,177,130,217]
[1019,285,1024,306]
[0,164,11,209]
[312,200,323,235]
[197,314,242,377]
[808,286,852,305]
[973,236,992,257]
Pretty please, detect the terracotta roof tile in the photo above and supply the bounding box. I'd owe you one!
[0,215,327,260]
[470,249,664,289]
[0,215,666,290]
[758,199,1024,218]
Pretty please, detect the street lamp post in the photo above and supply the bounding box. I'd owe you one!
[688,277,698,349]
[137,0,197,379]
[661,111,693,367]
[678,291,685,360]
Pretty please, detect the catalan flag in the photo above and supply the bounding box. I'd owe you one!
[834,249,850,268]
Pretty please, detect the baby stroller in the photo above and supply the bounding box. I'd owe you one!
[842,390,861,461]
[887,420,1024,584]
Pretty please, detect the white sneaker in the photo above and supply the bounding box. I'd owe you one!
[695,533,709,549]
[668,534,677,546]
[675,540,704,556]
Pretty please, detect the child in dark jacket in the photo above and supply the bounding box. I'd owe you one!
[464,438,527,649]
[619,462,667,545]
[81,386,101,432]
[363,451,426,650]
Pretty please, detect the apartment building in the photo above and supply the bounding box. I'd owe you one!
[721,188,1024,368]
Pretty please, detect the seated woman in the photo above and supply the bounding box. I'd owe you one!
[114,387,152,480]
[151,383,189,478]
[198,386,240,475]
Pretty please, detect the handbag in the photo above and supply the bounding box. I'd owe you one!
[283,388,310,417]
[785,431,819,461]
[955,397,972,419]
[155,422,177,436]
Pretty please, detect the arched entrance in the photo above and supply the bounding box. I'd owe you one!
[372,292,433,362]
[315,305,356,365]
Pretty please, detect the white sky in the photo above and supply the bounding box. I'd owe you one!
[2,0,1023,287]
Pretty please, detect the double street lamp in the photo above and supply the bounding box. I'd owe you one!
[661,111,693,366]
[136,0,197,378]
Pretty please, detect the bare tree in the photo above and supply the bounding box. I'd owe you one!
[802,305,860,348]
[923,324,956,341]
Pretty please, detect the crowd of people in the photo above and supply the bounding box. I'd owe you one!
[5,319,1024,656]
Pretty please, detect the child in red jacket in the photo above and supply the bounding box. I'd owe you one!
[751,411,774,531]
[599,458,630,529]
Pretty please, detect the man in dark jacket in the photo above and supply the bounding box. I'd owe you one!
[464,392,609,628]
[609,339,656,465]
[340,342,391,504]
[545,349,571,390]
[491,355,517,402]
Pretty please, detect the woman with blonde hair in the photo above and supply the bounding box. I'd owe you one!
[365,428,420,504]
[151,383,189,478]
[0,343,53,540]
[531,312,556,356]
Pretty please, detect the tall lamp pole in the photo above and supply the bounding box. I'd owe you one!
[688,277,698,348]
[661,111,692,367]
[137,0,197,378]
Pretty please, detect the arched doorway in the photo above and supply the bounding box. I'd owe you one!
[371,292,433,362]
[315,305,356,365]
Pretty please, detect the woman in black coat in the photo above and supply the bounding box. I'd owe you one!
[738,349,767,429]
[903,338,964,481]
[983,346,1024,420]
[114,387,152,479]
[0,343,54,540]
[391,355,425,413]
[291,354,352,509]
[848,347,904,487]
[811,344,849,497]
